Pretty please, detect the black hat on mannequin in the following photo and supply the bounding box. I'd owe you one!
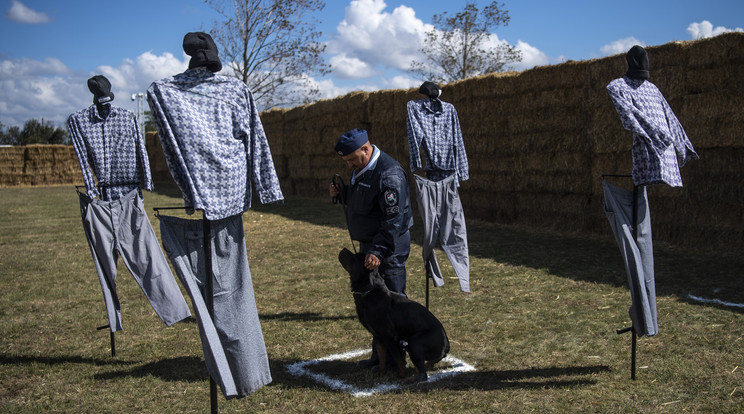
[183,31,222,73]
[87,75,115,105]
[625,45,650,80]
[418,81,441,99]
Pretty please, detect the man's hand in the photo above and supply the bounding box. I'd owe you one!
[364,253,381,270]
[329,182,339,198]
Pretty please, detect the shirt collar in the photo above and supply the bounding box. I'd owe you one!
[422,98,443,114]
[89,104,114,122]
[351,145,380,185]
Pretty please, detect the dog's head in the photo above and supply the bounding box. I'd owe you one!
[338,248,385,292]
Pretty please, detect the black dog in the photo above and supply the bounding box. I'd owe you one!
[338,248,450,383]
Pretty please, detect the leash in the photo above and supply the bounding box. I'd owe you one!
[331,174,357,254]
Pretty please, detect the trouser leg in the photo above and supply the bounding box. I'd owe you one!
[209,215,272,397]
[115,191,191,326]
[159,214,272,398]
[364,230,410,365]
[79,192,122,332]
[159,215,238,399]
[414,175,445,287]
[438,178,471,292]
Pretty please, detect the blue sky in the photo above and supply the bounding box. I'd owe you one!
[1,0,742,127]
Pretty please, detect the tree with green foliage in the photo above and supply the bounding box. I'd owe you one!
[206,0,330,110]
[0,119,68,145]
[0,123,21,145]
[144,111,157,132]
[410,1,522,83]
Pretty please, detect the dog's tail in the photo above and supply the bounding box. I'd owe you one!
[427,327,450,368]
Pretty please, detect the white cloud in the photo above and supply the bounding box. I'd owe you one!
[0,69,89,126]
[329,54,378,79]
[136,52,189,82]
[0,57,72,80]
[0,51,189,127]
[381,74,419,90]
[512,40,550,71]
[6,0,50,24]
[600,37,645,56]
[327,0,432,74]
[687,20,743,40]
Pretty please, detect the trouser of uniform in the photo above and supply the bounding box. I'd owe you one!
[602,181,657,337]
[414,174,470,292]
[359,230,410,365]
[158,214,272,399]
[78,189,191,333]
[359,229,410,295]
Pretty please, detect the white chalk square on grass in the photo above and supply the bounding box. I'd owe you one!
[285,348,476,397]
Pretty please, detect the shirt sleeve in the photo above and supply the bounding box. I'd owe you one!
[451,106,469,182]
[67,114,99,198]
[245,88,284,204]
[406,101,423,172]
[367,167,409,260]
[606,81,674,158]
[146,84,194,209]
[661,97,699,167]
[129,111,154,191]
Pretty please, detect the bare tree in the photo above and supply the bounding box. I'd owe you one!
[206,0,330,110]
[410,1,522,83]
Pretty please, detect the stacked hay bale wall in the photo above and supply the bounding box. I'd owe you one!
[260,33,744,253]
[0,144,78,186]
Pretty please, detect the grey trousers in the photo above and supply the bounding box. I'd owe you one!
[602,181,658,337]
[158,214,272,399]
[78,189,191,332]
[414,174,470,292]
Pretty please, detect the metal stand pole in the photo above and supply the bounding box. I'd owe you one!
[604,175,640,380]
[202,218,219,414]
[425,267,431,309]
[96,324,115,357]
[616,326,637,380]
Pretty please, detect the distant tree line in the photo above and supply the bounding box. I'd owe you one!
[0,119,70,146]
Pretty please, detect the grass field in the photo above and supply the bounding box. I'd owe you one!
[0,185,742,413]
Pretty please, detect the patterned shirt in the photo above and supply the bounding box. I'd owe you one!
[607,77,698,187]
[68,104,153,200]
[147,67,283,220]
[406,98,469,183]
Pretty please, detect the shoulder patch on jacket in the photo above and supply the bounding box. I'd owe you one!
[384,188,398,206]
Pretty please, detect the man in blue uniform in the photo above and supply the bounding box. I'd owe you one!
[330,128,414,369]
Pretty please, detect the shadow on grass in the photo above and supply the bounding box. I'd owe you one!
[272,357,610,392]
[409,365,611,392]
[94,356,208,382]
[259,311,356,323]
[0,354,135,367]
[247,196,744,312]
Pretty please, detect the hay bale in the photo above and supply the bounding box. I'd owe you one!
[688,32,744,69]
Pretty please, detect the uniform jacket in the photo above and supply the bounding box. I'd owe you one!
[345,148,413,260]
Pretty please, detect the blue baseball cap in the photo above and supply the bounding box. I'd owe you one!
[334,128,369,156]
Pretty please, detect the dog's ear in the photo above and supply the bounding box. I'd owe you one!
[338,248,354,272]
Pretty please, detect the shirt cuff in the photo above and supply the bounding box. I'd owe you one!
[259,188,284,205]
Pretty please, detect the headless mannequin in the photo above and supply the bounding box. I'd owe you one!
[95,101,111,119]
[88,75,115,119]
[625,45,650,80]
[419,81,441,99]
